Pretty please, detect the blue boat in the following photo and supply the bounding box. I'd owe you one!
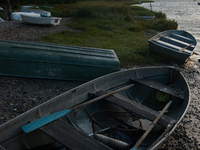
[148,30,197,63]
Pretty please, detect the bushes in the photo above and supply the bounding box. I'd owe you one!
[74,3,131,19]
[150,19,178,31]
[155,11,166,19]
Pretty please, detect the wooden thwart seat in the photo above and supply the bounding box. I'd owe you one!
[95,91,176,128]
[130,79,184,100]
[170,33,193,43]
[40,119,112,150]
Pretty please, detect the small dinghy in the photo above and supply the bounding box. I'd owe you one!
[148,30,197,63]
[0,66,190,150]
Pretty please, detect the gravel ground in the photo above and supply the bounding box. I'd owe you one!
[0,17,84,124]
[0,17,80,41]
[0,18,200,150]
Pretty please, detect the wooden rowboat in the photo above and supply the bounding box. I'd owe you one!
[0,66,190,150]
[0,40,120,81]
[148,30,197,63]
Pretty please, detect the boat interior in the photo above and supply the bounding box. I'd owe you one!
[25,69,188,150]
[152,31,196,54]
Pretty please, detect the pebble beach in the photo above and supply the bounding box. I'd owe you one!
[0,16,200,150]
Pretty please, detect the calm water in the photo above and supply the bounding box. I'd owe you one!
[136,0,200,51]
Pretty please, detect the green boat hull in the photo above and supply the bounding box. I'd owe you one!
[0,41,120,81]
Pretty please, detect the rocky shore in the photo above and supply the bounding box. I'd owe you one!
[0,18,200,149]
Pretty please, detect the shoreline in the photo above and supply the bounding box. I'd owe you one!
[0,18,200,149]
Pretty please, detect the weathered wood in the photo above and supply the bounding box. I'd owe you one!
[133,101,172,149]
[40,119,112,150]
[153,33,166,41]
[22,84,133,133]
[95,91,176,127]
[130,79,184,100]
[147,123,175,150]
[179,43,193,52]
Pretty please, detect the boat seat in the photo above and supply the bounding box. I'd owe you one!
[95,91,177,128]
[130,79,184,100]
[160,36,194,51]
[169,33,194,44]
[154,40,192,54]
[40,119,112,150]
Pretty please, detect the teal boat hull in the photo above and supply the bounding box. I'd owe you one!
[0,40,120,81]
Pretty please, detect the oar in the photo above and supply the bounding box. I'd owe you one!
[147,122,175,150]
[179,43,193,52]
[22,84,134,133]
[131,100,172,150]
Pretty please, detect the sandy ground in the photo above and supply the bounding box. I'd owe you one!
[0,18,200,149]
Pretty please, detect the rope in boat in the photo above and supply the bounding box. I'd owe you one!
[90,110,143,132]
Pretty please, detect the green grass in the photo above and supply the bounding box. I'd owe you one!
[36,1,178,68]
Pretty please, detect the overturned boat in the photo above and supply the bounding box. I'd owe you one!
[148,30,197,63]
[0,40,120,81]
[0,66,190,150]
[12,12,40,20]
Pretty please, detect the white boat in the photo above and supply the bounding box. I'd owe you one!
[21,14,62,26]
[12,12,40,20]
[21,8,51,17]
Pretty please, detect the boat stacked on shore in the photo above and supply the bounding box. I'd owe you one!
[11,5,62,25]
[20,8,51,17]
[20,14,62,26]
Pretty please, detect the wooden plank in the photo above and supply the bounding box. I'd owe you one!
[40,119,112,150]
[161,36,194,52]
[170,33,193,43]
[22,85,133,133]
[130,79,184,100]
[153,33,166,41]
[95,91,176,128]
[179,43,193,52]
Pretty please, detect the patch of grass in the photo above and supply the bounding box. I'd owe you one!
[149,19,178,31]
[37,1,177,68]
